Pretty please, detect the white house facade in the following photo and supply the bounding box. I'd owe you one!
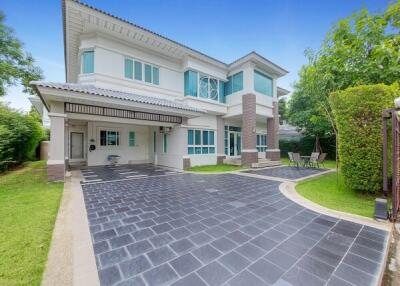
[31,0,289,181]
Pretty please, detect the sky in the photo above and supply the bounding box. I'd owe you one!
[1,0,392,111]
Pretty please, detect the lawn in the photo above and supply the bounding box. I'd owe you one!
[281,157,338,169]
[296,171,376,218]
[187,164,244,173]
[0,161,63,286]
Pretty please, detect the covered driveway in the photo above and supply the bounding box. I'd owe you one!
[81,170,389,286]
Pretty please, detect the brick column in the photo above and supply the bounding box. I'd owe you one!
[216,116,226,164]
[47,113,66,181]
[266,102,280,161]
[181,118,191,170]
[241,93,258,166]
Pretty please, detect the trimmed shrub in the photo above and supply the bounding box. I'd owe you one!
[0,103,44,171]
[280,136,336,159]
[330,83,399,193]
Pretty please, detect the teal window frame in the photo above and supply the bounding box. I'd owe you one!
[81,51,94,74]
[100,130,120,146]
[124,58,133,79]
[134,61,142,80]
[144,64,152,83]
[163,133,168,153]
[153,131,156,152]
[184,70,220,101]
[153,67,159,85]
[254,70,273,96]
[225,71,243,96]
[184,70,198,97]
[128,131,136,147]
[187,129,216,155]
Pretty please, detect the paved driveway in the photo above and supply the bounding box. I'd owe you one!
[244,166,328,180]
[81,169,389,286]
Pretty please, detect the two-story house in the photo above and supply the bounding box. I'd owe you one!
[31,0,289,181]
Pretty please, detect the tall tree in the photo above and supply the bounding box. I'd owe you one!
[0,11,42,96]
[287,1,400,137]
[278,98,288,124]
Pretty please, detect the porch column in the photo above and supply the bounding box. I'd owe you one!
[181,118,191,170]
[241,93,258,166]
[216,116,226,164]
[266,101,280,160]
[47,113,66,181]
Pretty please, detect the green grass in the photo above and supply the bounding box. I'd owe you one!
[296,172,376,218]
[0,161,63,286]
[281,157,338,169]
[187,164,244,173]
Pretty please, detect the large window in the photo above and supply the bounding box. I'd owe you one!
[188,129,215,155]
[124,58,159,85]
[254,70,273,96]
[100,130,120,146]
[81,51,94,74]
[257,133,267,152]
[184,70,224,103]
[225,71,243,96]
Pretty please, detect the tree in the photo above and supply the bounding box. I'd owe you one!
[287,1,400,137]
[278,98,288,124]
[0,11,42,96]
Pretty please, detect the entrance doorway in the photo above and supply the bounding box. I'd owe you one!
[70,132,84,159]
[229,131,241,157]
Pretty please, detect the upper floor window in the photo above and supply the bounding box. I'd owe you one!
[81,51,94,74]
[254,70,273,96]
[124,58,159,85]
[225,71,243,96]
[184,70,224,103]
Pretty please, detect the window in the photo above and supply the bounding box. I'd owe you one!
[128,131,136,147]
[134,61,142,80]
[153,67,159,85]
[145,64,152,83]
[225,71,243,96]
[81,51,94,74]
[184,70,220,101]
[163,133,168,153]
[256,134,267,152]
[100,130,120,146]
[188,129,215,155]
[125,59,133,79]
[254,70,273,96]
[184,70,198,97]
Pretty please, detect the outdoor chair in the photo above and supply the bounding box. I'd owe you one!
[309,152,320,168]
[288,152,294,166]
[317,153,327,168]
[292,153,303,168]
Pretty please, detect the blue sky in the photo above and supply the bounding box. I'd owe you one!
[1,0,391,111]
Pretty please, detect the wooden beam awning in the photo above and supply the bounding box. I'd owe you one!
[65,102,182,124]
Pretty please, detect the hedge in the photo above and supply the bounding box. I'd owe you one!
[0,103,45,171]
[330,83,399,193]
[280,136,336,159]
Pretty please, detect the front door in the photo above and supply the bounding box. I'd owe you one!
[229,131,242,157]
[70,132,84,159]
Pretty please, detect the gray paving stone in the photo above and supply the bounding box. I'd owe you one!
[296,255,335,280]
[143,263,179,286]
[250,235,277,251]
[189,232,213,246]
[263,229,288,243]
[115,276,146,286]
[152,222,173,234]
[249,259,285,284]
[308,246,343,267]
[265,248,298,269]
[349,243,383,262]
[147,246,176,266]
[99,248,128,268]
[170,253,202,276]
[126,240,152,257]
[120,255,152,278]
[227,270,267,286]
[93,240,110,255]
[131,228,155,241]
[282,266,325,286]
[226,230,252,244]
[219,251,251,274]
[93,229,117,242]
[170,227,192,240]
[99,265,122,286]
[326,276,353,286]
[170,238,195,254]
[149,233,174,248]
[334,263,376,286]
[170,273,208,286]
[197,261,233,286]
[211,237,237,253]
[192,244,222,264]
[236,242,266,261]
[109,234,133,249]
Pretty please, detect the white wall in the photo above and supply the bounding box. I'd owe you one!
[154,125,186,170]
[86,121,151,166]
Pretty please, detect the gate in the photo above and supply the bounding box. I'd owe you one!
[383,108,400,221]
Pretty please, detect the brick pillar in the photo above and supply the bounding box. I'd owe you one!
[266,102,280,161]
[47,113,66,181]
[216,116,226,164]
[241,93,258,166]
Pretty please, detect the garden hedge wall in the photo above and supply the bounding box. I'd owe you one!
[330,83,399,193]
[0,104,45,171]
[280,136,336,159]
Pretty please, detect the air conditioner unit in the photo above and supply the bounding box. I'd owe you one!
[159,126,172,134]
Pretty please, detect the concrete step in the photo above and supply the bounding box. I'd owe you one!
[223,158,242,166]
[251,160,282,168]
